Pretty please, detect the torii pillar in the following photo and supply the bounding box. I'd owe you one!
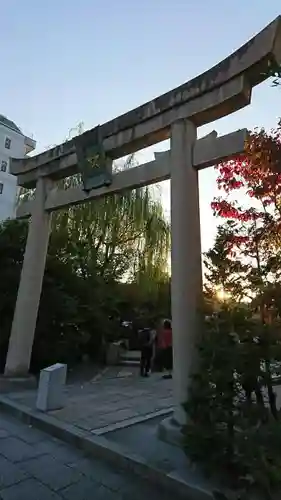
[171,119,201,424]
[159,119,240,443]
[4,177,53,377]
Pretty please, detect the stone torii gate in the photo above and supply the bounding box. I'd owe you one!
[4,17,281,435]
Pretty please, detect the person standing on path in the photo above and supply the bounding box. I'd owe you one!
[158,319,173,379]
[139,327,155,377]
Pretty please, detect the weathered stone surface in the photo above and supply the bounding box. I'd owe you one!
[8,368,173,433]
[0,375,37,393]
[0,455,29,488]
[106,343,123,366]
[17,128,247,217]
[0,436,44,463]
[36,363,67,412]
[0,478,62,500]
[4,178,54,379]
[20,455,81,491]
[58,478,102,500]
[0,412,178,500]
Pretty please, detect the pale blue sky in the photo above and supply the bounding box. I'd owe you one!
[1,1,281,251]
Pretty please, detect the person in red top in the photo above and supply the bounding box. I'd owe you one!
[158,319,173,379]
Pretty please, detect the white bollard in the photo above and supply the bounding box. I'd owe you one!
[36,363,67,412]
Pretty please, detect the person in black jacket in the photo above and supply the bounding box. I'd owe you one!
[139,328,154,377]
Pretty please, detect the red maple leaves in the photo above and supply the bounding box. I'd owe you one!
[211,200,264,222]
[211,122,281,253]
[212,123,281,216]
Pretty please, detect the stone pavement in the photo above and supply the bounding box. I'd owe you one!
[0,367,218,499]
[106,415,214,490]
[5,367,174,434]
[0,412,174,500]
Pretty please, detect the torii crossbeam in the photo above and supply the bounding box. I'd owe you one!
[17,129,247,218]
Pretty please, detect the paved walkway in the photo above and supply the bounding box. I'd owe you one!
[6,367,174,434]
[0,412,173,500]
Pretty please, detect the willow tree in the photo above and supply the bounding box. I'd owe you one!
[51,154,170,286]
[19,125,170,289]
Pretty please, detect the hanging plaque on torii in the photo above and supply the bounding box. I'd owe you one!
[74,125,112,192]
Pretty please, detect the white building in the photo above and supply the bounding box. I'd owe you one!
[0,115,36,221]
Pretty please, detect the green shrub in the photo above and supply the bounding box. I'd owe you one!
[183,307,281,499]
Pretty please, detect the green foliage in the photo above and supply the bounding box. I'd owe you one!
[19,127,171,286]
[204,223,250,302]
[199,118,281,498]
[0,220,27,368]
[183,308,281,499]
[0,219,111,372]
[50,154,170,284]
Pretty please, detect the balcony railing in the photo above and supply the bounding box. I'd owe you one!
[24,136,36,155]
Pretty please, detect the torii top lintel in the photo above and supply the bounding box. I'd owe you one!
[11,16,281,187]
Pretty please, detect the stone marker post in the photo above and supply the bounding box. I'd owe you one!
[36,363,67,412]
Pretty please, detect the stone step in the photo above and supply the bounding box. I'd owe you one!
[120,350,141,367]
[120,350,141,362]
[119,359,140,367]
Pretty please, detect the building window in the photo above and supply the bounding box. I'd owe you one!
[0,183,3,194]
[1,160,7,172]
[5,137,11,149]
